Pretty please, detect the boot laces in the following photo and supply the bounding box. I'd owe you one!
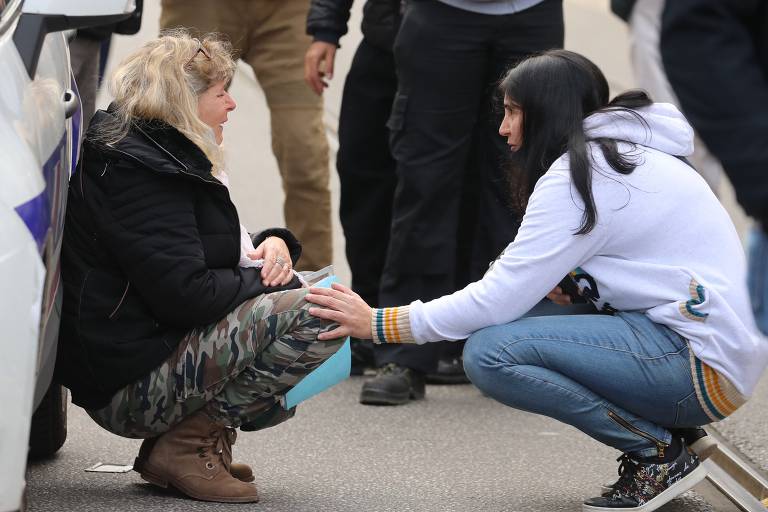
[378,362,403,376]
[197,427,228,470]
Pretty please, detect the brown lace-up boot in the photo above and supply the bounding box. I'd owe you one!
[135,411,259,503]
[134,429,254,483]
[222,427,255,482]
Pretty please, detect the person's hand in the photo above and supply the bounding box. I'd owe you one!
[305,283,373,340]
[546,286,572,306]
[251,236,293,286]
[304,41,337,95]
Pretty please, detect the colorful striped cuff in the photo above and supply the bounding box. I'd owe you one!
[371,306,414,344]
[690,350,746,421]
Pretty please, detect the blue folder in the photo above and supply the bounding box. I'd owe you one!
[282,275,351,409]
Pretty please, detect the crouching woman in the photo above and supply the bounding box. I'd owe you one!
[306,49,768,511]
[55,31,344,503]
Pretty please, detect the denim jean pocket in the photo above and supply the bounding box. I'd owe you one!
[674,390,712,427]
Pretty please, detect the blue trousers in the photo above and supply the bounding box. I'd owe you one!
[463,310,712,457]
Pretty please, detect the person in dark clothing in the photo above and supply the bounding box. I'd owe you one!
[660,0,768,334]
[305,0,401,378]
[55,32,344,503]
[358,0,564,404]
[69,0,143,129]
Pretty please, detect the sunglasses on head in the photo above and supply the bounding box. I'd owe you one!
[185,39,211,68]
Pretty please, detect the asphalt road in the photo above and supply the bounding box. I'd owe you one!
[26,0,767,510]
[27,378,716,512]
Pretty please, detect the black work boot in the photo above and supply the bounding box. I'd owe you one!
[585,440,707,511]
[425,355,470,384]
[359,363,426,405]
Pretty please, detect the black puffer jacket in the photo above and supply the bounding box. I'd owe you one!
[56,110,302,409]
[307,0,402,50]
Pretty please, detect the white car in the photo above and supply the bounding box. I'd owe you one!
[0,1,136,510]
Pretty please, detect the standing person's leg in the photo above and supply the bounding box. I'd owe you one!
[246,0,332,271]
[435,1,565,384]
[338,40,397,311]
[337,39,398,373]
[463,312,715,510]
[159,0,223,34]
[467,0,564,280]
[628,0,723,192]
[89,288,344,501]
[366,1,491,404]
[69,36,103,130]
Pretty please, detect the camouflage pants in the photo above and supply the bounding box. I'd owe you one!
[88,288,344,438]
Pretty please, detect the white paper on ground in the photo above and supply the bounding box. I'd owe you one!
[84,463,133,473]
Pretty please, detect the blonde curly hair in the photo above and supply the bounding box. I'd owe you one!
[96,29,237,173]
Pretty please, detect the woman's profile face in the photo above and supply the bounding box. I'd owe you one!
[499,95,523,151]
[198,81,236,145]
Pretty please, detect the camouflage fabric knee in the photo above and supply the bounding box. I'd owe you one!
[88,288,344,438]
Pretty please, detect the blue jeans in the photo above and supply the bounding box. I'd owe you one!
[463,311,712,457]
[748,226,768,335]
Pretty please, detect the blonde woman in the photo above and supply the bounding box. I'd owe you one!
[55,31,344,503]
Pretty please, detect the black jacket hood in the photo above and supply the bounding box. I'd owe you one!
[87,108,218,184]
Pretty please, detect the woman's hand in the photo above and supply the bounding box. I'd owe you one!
[251,236,293,286]
[306,283,373,341]
[546,286,572,306]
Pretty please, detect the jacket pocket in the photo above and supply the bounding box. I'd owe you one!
[108,281,130,320]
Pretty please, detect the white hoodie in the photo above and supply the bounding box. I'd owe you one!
[380,103,767,407]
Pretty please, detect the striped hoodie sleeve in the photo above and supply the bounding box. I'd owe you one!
[371,306,416,344]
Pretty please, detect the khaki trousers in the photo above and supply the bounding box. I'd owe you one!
[161,0,332,270]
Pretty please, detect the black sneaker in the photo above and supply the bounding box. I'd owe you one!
[599,428,715,494]
[359,363,426,405]
[584,442,707,511]
[425,355,470,384]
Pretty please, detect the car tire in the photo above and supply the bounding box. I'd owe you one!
[28,384,68,459]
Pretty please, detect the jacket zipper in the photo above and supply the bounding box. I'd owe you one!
[607,410,668,458]
[108,281,130,319]
[109,140,240,260]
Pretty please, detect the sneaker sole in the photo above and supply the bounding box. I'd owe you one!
[585,464,707,512]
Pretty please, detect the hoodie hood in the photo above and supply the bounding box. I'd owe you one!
[583,102,694,157]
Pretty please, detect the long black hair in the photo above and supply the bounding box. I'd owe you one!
[500,49,652,235]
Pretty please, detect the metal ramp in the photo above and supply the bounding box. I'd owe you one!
[693,428,768,511]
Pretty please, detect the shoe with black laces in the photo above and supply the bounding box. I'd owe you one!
[359,363,426,405]
[599,427,715,494]
[425,355,470,384]
[584,440,707,511]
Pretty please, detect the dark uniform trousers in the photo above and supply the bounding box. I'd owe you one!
[376,0,565,373]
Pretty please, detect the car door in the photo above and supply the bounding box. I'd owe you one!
[0,0,77,508]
